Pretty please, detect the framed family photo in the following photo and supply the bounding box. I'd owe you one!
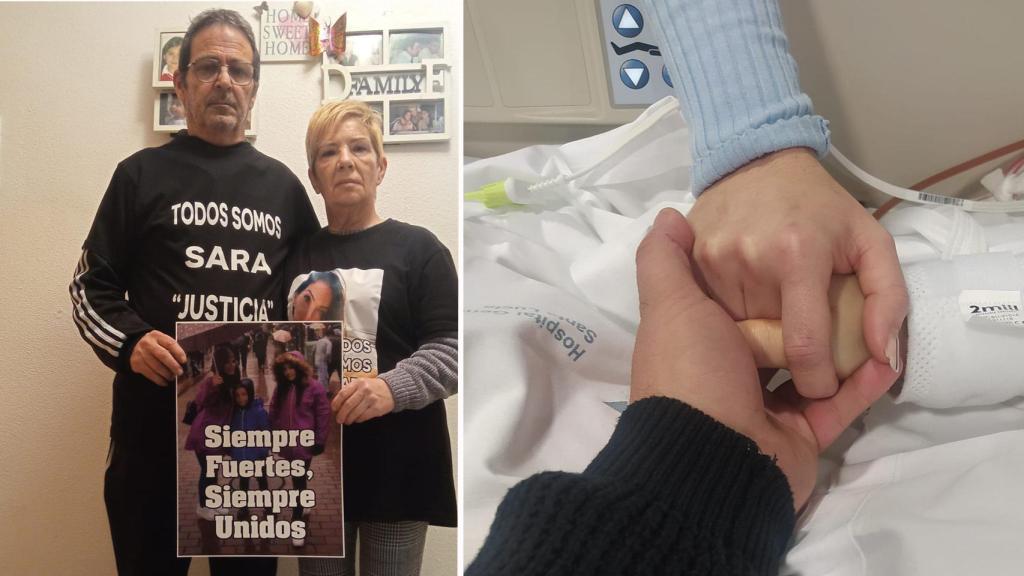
[318,23,451,143]
[387,28,444,63]
[153,29,186,88]
[386,99,447,142]
[154,91,187,131]
[328,31,384,67]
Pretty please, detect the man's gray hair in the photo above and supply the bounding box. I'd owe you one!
[178,9,260,86]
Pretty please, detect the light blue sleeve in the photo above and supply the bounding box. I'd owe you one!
[645,0,831,195]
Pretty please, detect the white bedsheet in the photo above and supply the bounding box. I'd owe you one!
[464,97,1024,573]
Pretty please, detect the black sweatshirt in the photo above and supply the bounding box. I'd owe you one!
[70,132,319,447]
[467,397,796,575]
[283,220,458,526]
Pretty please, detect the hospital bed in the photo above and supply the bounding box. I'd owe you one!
[462,96,1024,574]
[463,0,1024,570]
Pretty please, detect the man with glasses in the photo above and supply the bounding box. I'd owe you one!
[70,9,319,576]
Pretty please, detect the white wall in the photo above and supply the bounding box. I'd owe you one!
[779,0,1024,202]
[779,0,1024,182]
[0,2,460,575]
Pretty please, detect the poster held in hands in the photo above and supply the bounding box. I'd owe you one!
[176,320,344,557]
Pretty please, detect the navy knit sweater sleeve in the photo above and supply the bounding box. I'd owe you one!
[467,397,796,575]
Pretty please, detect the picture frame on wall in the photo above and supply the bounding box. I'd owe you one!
[153,29,186,88]
[154,91,259,138]
[387,28,444,64]
[386,98,447,142]
[153,91,187,131]
[258,2,317,62]
[319,22,451,144]
[328,31,384,66]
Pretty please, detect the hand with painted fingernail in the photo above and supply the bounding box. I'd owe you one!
[737,274,903,380]
[633,207,901,508]
[687,148,908,399]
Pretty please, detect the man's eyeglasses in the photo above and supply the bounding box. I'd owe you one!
[187,58,255,85]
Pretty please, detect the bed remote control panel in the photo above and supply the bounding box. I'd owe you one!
[597,0,674,107]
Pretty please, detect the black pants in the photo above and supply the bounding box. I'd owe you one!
[208,557,278,575]
[105,440,277,576]
[293,460,311,518]
[197,452,211,507]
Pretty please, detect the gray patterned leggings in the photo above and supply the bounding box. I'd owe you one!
[298,521,428,576]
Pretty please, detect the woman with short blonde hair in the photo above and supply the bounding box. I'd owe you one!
[286,99,458,575]
[305,100,385,168]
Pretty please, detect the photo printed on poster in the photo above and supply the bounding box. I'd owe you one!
[176,321,343,557]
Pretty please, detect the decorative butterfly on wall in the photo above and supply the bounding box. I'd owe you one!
[309,12,346,58]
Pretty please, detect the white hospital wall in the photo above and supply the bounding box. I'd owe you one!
[779,0,1024,201]
[0,2,459,575]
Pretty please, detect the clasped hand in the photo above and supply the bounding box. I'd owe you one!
[632,208,901,508]
[687,148,907,398]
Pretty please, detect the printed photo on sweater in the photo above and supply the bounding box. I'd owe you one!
[287,268,383,386]
[175,321,343,557]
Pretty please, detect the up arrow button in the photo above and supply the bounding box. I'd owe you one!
[613,4,644,38]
